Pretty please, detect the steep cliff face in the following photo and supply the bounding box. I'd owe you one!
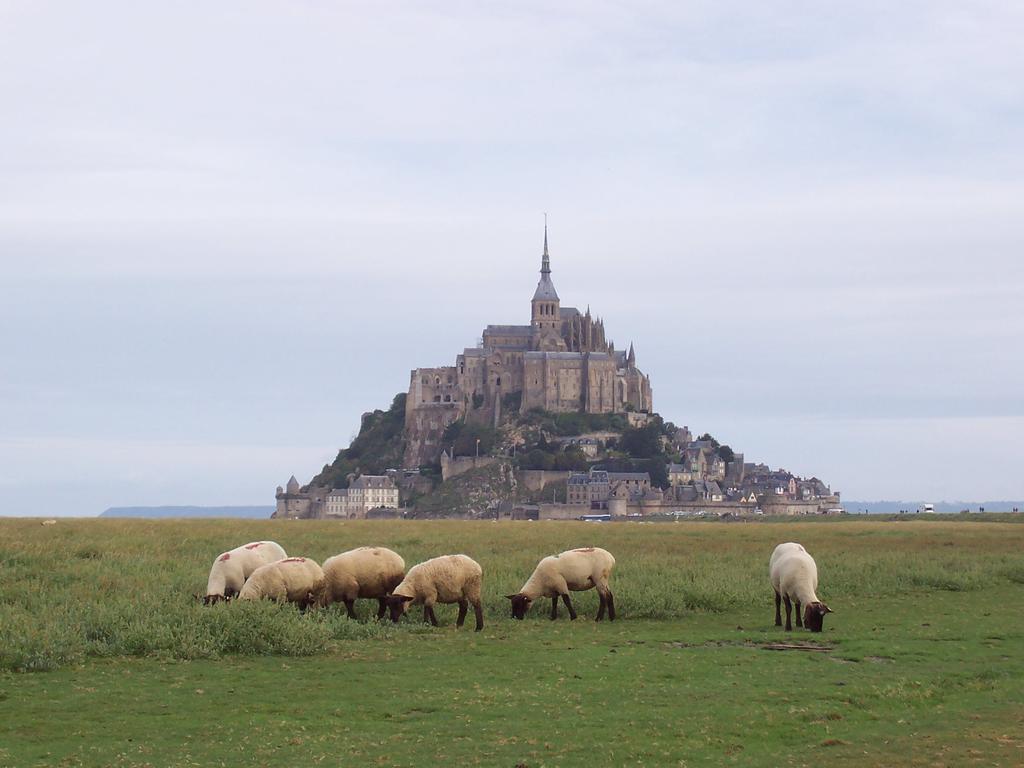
[408,462,517,519]
[402,401,463,468]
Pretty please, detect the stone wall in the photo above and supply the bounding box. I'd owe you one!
[440,453,499,482]
[516,469,572,492]
[403,401,463,467]
[537,502,581,520]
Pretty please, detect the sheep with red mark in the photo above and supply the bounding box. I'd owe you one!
[321,547,405,619]
[238,556,325,609]
[769,542,832,632]
[204,541,286,604]
[506,547,616,622]
[385,554,483,631]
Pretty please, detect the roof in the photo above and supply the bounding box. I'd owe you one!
[484,325,532,336]
[608,472,651,482]
[533,274,559,301]
[350,475,397,490]
[523,351,585,361]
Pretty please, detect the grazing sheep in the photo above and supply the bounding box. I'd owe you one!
[769,544,832,632]
[506,547,617,622]
[237,556,325,609]
[321,547,405,619]
[41,519,57,526]
[769,541,805,572]
[204,541,287,604]
[385,554,483,631]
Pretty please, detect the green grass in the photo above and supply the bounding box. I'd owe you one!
[2,518,1023,766]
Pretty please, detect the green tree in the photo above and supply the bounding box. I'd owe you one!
[698,432,720,449]
[620,422,663,459]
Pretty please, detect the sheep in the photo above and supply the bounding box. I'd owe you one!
[237,556,325,609]
[41,519,57,526]
[321,546,405,619]
[385,554,484,631]
[203,541,287,604]
[768,541,805,572]
[506,547,616,622]
[769,543,832,632]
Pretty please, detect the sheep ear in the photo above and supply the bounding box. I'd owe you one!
[823,605,833,614]
[399,595,415,603]
[505,594,518,601]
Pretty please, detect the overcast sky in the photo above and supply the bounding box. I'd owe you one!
[2,2,1023,515]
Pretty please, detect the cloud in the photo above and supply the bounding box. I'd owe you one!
[1,1,1022,507]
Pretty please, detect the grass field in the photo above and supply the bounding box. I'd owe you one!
[2,517,1023,767]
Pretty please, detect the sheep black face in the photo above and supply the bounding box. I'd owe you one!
[386,594,414,623]
[506,594,532,620]
[203,594,225,606]
[803,602,832,632]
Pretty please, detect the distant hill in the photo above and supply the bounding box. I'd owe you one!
[100,506,274,519]
[844,501,1024,514]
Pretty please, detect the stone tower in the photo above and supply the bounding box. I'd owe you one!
[530,224,564,350]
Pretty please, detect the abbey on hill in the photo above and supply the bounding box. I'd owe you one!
[403,226,653,467]
[274,227,842,521]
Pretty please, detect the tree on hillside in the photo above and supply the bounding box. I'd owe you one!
[443,420,498,457]
[620,422,663,459]
[717,445,735,464]
[698,432,720,449]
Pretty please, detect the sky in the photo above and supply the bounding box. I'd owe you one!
[1,1,1022,515]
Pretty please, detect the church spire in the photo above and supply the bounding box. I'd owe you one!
[532,217,559,302]
[541,214,550,275]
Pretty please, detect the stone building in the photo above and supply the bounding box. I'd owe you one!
[325,475,400,518]
[404,227,653,467]
[273,473,398,519]
[567,468,652,508]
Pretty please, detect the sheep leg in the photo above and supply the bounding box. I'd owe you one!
[376,597,387,620]
[596,591,607,621]
[561,593,577,620]
[456,599,468,628]
[783,595,793,631]
[423,604,439,626]
[472,600,484,632]
[774,590,782,626]
[606,591,616,621]
[794,600,803,628]
[550,596,559,620]
[343,599,357,620]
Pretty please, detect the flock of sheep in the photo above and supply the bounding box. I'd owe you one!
[202,539,831,633]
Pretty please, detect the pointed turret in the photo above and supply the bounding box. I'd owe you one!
[531,220,561,339]
[532,222,559,302]
[286,475,300,494]
[627,342,636,366]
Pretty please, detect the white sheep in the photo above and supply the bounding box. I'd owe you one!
[321,546,406,619]
[769,541,805,572]
[506,547,617,622]
[203,541,287,604]
[237,556,325,609]
[385,554,484,631]
[769,543,832,632]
